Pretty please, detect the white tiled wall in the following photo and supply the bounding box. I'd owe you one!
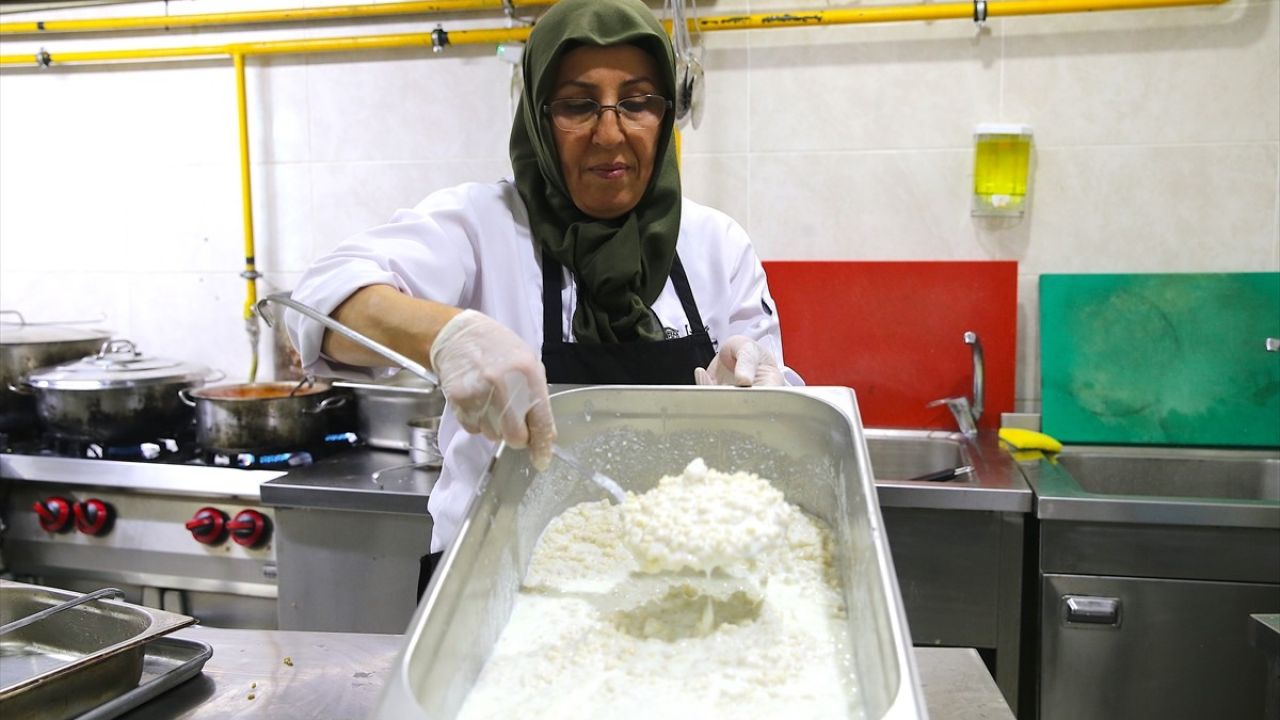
[1,0,1277,412]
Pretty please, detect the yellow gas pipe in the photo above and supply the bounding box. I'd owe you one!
[234,51,261,382]
[0,0,1229,382]
[0,0,557,35]
[0,0,1232,66]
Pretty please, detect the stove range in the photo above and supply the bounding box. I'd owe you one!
[0,428,364,629]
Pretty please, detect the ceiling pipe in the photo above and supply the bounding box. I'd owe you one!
[0,0,555,36]
[0,0,1230,66]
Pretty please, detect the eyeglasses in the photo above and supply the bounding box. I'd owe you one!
[542,94,672,132]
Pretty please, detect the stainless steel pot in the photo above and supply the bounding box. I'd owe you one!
[1,311,112,432]
[334,372,444,451]
[19,339,215,443]
[408,416,442,465]
[179,380,349,452]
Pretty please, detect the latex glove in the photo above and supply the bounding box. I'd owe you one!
[429,310,556,470]
[694,335,786,387]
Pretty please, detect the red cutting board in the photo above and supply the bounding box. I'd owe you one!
[763,261,1018,430]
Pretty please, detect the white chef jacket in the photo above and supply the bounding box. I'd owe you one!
[286,178,801,553]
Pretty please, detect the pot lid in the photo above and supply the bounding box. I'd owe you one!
[24,339,213,390]
[0,323,112,345]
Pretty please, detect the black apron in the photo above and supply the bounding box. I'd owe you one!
[540,252,717,384]
[417,253,718,600]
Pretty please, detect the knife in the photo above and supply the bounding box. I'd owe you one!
[907,465,974,483]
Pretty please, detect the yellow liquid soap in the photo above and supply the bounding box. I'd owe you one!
[973,127,1032,214]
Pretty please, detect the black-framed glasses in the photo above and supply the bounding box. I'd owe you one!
[542,94,672,132]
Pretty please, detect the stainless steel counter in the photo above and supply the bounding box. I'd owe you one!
[260,448,436,514]
[117,627,1013,719]
[0,454,283,499]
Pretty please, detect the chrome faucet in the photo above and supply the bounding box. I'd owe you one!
[929,330,985,436]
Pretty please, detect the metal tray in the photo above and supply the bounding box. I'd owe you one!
[373,386,927,719]
[0,581,195,720]
[76,637,213,720]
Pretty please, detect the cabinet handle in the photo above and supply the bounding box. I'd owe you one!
[1064,595,1122,626]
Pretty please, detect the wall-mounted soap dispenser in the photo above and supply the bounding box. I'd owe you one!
[972,123,1033,217]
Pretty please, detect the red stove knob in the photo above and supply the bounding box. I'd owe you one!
[73,498,114,536]
[227,509,270,548]
[33,496,74,533]
[185,506,229,545]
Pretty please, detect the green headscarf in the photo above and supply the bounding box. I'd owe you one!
[510,0,682,343]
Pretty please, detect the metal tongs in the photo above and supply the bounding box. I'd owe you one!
[0,587,124,637]
[259,293,626,501]
[255,293,439,387]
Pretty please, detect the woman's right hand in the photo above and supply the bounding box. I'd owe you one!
[429,309,557,470]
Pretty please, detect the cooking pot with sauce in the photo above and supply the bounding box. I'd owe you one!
[180,379,350,452]
[0,311,112,432]
[19,339,215,443]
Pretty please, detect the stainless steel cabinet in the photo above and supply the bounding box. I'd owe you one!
[1041,573,1279,720]
[882,507,1026,712]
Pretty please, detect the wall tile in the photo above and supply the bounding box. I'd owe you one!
[128,162,247,274]
[748,150,1003,260]
[747,20,1001,152]
[1004,2,1280,147]
[251,162,316,274]
[673,34,751,156]
[306,48,514,163]
[0,271,130,334]
[1019,143,1279,274]
[678,154,751,234]
[249,56,312,164]
[1016,272,1041,413]
[0,159,138,273]
[308,158,513,258]
[126,271,260,383]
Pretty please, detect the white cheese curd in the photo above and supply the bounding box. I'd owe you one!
[456,461,860,720]
[621,458,792,575]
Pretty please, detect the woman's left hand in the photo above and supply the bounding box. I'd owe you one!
[694,335,785,387]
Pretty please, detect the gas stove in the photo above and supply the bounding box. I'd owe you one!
[0,430,364,630]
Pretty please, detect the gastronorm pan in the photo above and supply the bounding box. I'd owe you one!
[374,386,928,719]
[0,580,195,720]
[77,637,213,720]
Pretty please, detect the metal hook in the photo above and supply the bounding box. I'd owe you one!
[973,0,988,28]
[35,48,51,68]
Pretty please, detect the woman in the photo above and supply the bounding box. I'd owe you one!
[285,0,801,567]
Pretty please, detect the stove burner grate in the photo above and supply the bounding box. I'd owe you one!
[201,431,361,469]
[3,430,362,469]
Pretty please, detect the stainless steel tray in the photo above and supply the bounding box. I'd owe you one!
[76,637,212,720]
[373,386,927,719]
[0,581,195,720]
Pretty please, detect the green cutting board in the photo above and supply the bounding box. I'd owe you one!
[1041,273,1280,447]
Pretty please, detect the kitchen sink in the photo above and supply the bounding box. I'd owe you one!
[863,429,969,481]
[862,428,1031,513]
[1056,449,1279,501]
[1027,445,1280,528]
